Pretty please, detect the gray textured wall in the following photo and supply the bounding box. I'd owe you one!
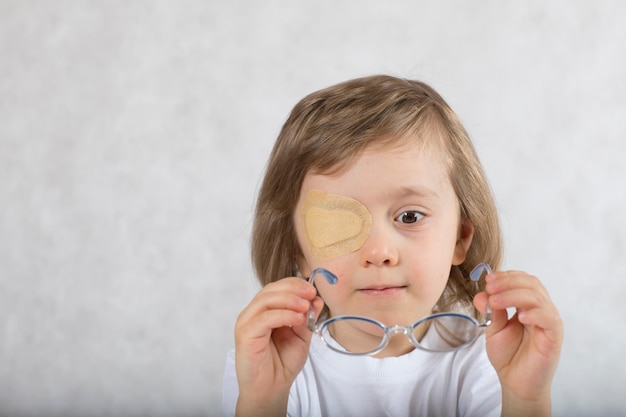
[1,1,625,416]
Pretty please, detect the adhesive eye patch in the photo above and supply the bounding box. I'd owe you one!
[300,189,372,261]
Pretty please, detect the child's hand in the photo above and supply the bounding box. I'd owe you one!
[234,277,324,416]
[473,270,563,416]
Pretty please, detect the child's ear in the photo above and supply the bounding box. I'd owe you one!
[452,219,474,266]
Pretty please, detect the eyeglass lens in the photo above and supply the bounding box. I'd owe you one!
[416,314,480,352]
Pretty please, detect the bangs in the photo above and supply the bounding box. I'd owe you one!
[305,105,451,177]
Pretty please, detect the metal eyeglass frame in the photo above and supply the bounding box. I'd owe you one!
[306,263,493,355]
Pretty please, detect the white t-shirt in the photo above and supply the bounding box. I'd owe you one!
[222,333,501,417]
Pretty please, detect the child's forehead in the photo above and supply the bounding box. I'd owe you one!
[308,136,449,179]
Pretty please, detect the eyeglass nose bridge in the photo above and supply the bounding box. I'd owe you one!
[381,324,419,351]
[386,324,411,337]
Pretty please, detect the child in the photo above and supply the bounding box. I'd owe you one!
[222,75,563,416]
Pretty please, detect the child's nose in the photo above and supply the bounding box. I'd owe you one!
[359,223,399,266]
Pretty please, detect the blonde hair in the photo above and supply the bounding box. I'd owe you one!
[251,75,502,315]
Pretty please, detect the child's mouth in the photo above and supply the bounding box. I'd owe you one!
[359,286,407,296]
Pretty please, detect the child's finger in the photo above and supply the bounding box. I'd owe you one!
[262,277,318,298]
[487,287,550,312]
[486,271,549,297]
[236,278,317,323]
[238,309,309,340]
[237,298,309,328]
[472,291,489,316]
[485,271,554,312]
[516,307,563,342]
[249,289,313,315]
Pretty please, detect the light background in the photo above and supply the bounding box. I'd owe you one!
[1,1,625,416]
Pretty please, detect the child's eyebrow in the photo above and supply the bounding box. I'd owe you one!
[391,185,440,200]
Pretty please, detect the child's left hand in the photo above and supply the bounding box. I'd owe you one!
[473,270,563,415]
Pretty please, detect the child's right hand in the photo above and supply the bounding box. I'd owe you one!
[234,277,324,417]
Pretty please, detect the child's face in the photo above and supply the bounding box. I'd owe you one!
[294,140,473,355]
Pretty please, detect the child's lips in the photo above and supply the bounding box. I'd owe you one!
[359,285,407,296]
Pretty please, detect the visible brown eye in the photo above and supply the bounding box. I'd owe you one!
[395,211,424,224]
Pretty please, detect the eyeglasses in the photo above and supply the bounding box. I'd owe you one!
[306,264,493,355]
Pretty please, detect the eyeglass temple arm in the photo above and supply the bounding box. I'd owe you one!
[306,268,338,330]
[470,262,493,326]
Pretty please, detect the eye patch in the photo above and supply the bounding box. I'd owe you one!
[300,189,372,261]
